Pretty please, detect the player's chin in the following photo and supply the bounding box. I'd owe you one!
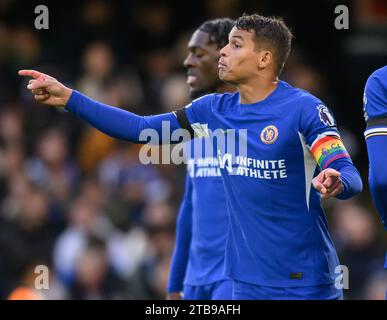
[219,67,233,78]
[218,69,227,80]
[219,71,236,85]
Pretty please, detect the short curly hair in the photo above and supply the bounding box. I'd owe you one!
[198,18,235,49]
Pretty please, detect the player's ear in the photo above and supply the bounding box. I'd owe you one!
[257,51,272,70]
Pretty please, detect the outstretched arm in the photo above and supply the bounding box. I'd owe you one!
[65,90,182,143]
[19,69,185,144]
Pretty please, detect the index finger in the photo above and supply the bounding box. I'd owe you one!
[18,69,48,79]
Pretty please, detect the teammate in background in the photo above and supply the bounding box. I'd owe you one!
[167,18,236,300]
[362,65,387,299]
[20,13,363,300]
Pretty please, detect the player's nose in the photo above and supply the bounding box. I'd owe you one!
[184,53,196,69]
[220,44,229,57]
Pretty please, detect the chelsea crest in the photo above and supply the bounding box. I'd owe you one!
[260,125,279,144]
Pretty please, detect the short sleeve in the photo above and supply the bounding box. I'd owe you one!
[300,102,350,169]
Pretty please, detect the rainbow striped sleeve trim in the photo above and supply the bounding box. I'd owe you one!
[310,136,350,169]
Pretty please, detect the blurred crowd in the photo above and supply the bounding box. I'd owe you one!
[0,0,386,300]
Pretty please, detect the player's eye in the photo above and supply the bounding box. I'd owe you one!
[192,49,205,58]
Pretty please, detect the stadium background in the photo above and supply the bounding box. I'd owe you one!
[0,0,386,299]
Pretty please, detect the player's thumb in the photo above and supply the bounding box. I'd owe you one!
[312,178,327,194]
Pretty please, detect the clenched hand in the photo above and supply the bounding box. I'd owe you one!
[312,168,343,200]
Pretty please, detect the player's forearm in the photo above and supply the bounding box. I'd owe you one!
[367,137,387,230]
[65,90,182,143]
[328,158,363,200]
[167,176,193,293]
[369,176,387,231]
[167,200,192,292]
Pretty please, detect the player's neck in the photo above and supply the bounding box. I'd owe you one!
[238,76,279,104]
[215,82,237,94]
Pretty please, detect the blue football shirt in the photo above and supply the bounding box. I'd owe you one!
[180,80,355,287]
[64,82,361,287]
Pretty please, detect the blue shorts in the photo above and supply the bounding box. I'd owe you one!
[183,279,233,300]
[233,280,343,300]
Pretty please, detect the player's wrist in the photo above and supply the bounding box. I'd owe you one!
[334,177,347,199]
[62,88,73,107]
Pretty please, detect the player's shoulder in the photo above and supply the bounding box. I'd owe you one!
[367,65,387,81]
[190,92,237,106]
[279,81,338,128]
[365,65,387,92]
[280,80,324,110]
[185,92,238,119]
[212,91,239,102]
[210,92,239,113]
[184,93,216,115]
[363,66,387,122]
[190,93,215,106]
